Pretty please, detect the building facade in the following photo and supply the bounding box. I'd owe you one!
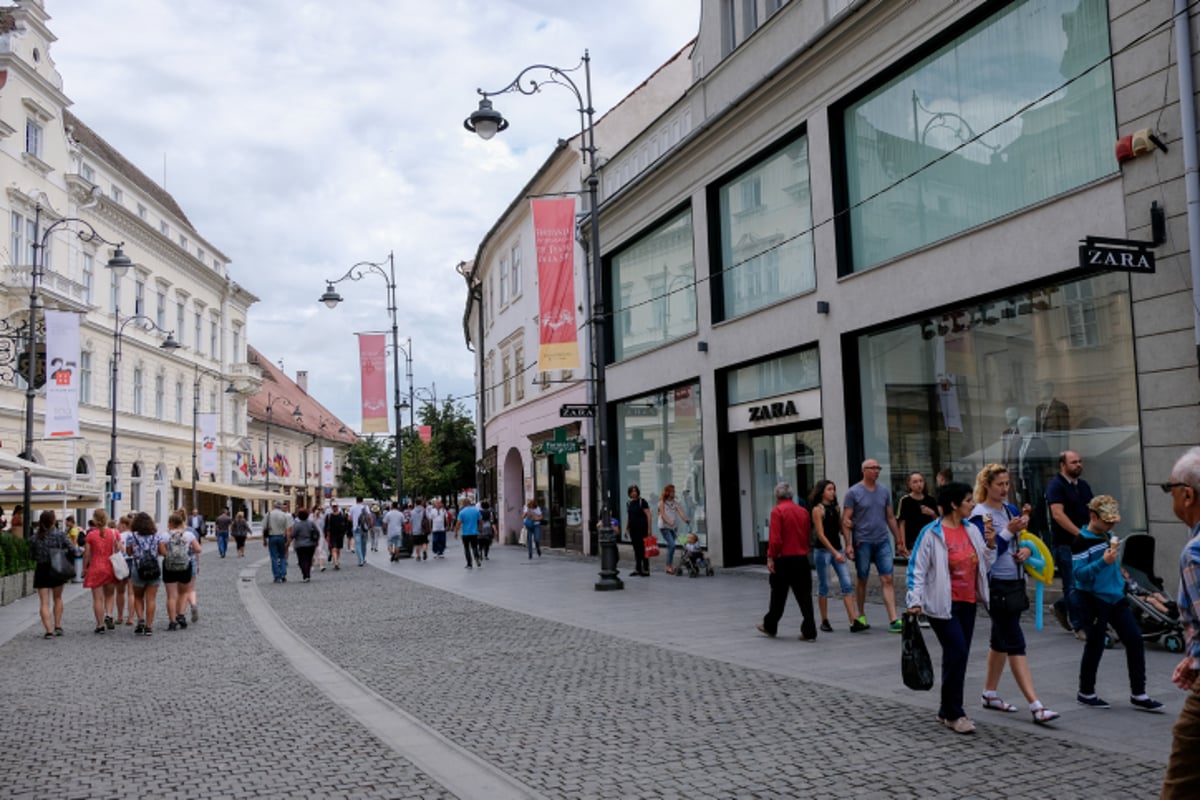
[590,0,1199,576]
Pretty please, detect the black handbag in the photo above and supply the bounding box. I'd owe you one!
[990,578,1030,614]
[49,547,76,582]
[901,612,935,691]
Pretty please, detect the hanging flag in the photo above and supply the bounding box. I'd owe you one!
[43,310,81,438]
[419,425,432,444]
[321,446,334,488]
[358,333,388,433]
[532,198,580,370]
[281,454,292,477]
[199,413,219,476]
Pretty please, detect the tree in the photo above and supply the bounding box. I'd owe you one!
[340,435,395,500]
[404,396,476,500]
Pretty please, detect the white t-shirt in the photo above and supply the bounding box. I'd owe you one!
[383,509,405,536]
[428,507,447,532]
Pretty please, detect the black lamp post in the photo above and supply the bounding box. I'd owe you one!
[25,205,133,536]
[262,391,302,495]
[190,364,228,514]
[319,253,409,557]
[465,51,621,591]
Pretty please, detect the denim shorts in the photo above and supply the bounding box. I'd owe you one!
[814,548,854,597]
[853,539,894,579]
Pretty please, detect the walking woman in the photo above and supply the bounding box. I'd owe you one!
[369,504,383,552]
[114,513,135,625]
[897,471,940,555]
[312,505,328,572]
[409,500,429,561]
[231,510,250,557]
[30,510,71,638]
[82,510,121,633]
[478,500,495,561]
[810,480,859,633]
[658,484,690,575]
[972,464,1060,725]
[524,498,544,559]
[290,508,321,582]
[162,512,199,632]
[127,511,167,636]
[429,499,449,559]
[907,481,996,733]
[625,486,650,575]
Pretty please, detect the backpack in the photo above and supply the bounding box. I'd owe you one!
[357,510,372,532]
[135,535,161,581]
[164,531,191,572]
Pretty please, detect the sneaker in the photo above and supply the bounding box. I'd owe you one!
[944,716,976,734]
[176,615,188,630]
[820,620,834,633]
[104,616,115,630]
[134,622,145,635]
[191,607,199,623]
[1052,604,1071,632]
[1077,693,1110,708]
[918,614,931,628]
[850,618,870,633]
[755,623,775,638]
[167,622,179,632]
[1131,696,1165,713]
[888,618,904,634]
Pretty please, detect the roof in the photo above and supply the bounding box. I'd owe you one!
[245,345,358,444]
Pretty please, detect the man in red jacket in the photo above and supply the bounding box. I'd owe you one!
[757,482,817,641]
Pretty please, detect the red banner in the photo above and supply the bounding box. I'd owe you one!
[419,425,432,444]
[532,198,580,370]
[358,334,388,433]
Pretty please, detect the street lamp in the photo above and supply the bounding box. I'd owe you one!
[395,337,414,437]
[262,391,302,494]
[108,312,180,518]
[190,364,230,513]
[465,51,621,591]
[300,416,345,511]
[24,205,133,536]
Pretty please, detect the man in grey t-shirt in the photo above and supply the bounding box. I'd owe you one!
[842,458,904,633]
[383,502,406,562]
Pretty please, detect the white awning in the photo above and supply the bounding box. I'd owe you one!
[169,479,289,502]
[0,450,75,481]
[0,488,104,512]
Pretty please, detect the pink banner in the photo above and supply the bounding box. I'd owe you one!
[358,334,388,433]
[532,198,580,370]
[419,425,432,444]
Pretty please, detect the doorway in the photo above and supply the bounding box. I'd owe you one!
[745,427,824,558]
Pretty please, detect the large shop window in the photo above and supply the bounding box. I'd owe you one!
[841,0,1115,272]
[611,210,696,361]
[616,383,707,546]
[855,272,1145,533]
[717,136,814,319]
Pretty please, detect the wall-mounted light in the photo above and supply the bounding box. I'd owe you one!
[697,341,708,352]
[816,301,830,315]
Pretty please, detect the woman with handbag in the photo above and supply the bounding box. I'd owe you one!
[231,511,251,557]
[626,485,651,576]
[30,510,72,638]
[658,484,689,575]
[971,463,1060,725]
[523,499,544,559]
[82,509,121,634]
[114,514,135,626]
[906,482,996,733]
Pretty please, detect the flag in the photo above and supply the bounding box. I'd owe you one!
[358,334,388,433]
[532,198,580,370]
[43,310,81,438]
[199,413,219,475]
[321,446,334,488]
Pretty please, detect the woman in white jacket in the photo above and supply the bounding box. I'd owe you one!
[906,482,996,734]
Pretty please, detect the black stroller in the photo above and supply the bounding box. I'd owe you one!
[676,543,715,578]
[1117,533,1186,653]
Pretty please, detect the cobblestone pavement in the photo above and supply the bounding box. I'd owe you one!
[0,541,1178,799]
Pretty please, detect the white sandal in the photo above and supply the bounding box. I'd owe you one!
[1032,706,1060,725]
[981,694,1018,712]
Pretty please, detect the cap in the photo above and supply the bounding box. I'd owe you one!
[1087,495,1120,523]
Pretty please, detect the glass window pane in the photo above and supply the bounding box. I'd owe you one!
[727,348,820,405]
[610,209,696,361]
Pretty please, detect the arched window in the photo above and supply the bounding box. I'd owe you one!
[131,462,143,512]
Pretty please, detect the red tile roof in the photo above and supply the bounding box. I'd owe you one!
[246,345,358,444]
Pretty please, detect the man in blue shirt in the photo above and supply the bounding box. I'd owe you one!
[454,500,483,570]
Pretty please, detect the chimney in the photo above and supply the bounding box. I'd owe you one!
[296,370,308,394]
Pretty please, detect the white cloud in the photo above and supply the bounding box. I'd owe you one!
[47,0,699,430]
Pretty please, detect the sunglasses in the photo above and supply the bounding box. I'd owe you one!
[1160,482,1193,493]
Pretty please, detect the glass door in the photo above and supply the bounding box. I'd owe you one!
[747,427,824,557]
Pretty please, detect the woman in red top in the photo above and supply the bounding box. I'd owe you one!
[756,482,817,641]
[82,509,121,634]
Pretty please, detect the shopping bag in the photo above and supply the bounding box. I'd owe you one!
[900,612,934,691]
[644,535,660,557]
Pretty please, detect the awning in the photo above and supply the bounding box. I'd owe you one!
[0,488,105,512]
[169,479,289,502]
[0,450,75,481]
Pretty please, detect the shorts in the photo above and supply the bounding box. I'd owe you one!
[988,604,1027,656]
[328,532,345,549]
[33,561,68,590]
[412,534,429,546]
[853,539,894,579]
[387,534,402,547]
[131,571,162,589]
[814,548,854,597]
[162,565,193,584]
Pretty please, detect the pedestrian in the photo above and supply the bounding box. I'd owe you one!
[184,517,202,624]
[352,503,371,566]
[1161,446,1200,799]
[455,499,482,569]
[478,500,495,561]
[323,502,349,570]
[114,513,135,626]
[523,499,544,559]
[935,468,954,489]
[369,504,383,552]
[897,471,939,556]
[906,481,996,734]
[127,511,166,636]
[383,502,405,562]
[428,499,449,558]
[842,458,906,632]
[162,512,198,632]
[314,506,330,571]
[214,507,232,558]
[289,508,321,582]
[188,508,205,541]
[658,483,690,575]
[971,464,1059,725]
[64,515,83,583]
[625,487,649,574]
[809,480,858,633]
[29,510,71,638]
[231,510,250,556]
[264,500,292,582]
[756,481,817,642]
[8,504,24,536]
[409,499,429,561]
[1046,450,1093,639]
[82,509,120,634]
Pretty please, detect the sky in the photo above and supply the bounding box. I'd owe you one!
[46,0,700,432]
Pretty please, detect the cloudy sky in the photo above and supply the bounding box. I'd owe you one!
[46,0,700,431]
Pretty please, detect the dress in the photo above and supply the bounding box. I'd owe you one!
[83,527,120,588]
[30,529,71,589]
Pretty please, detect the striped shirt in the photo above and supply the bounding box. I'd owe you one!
[1179,521,1200,671]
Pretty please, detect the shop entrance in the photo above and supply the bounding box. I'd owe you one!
[745,427,824,558]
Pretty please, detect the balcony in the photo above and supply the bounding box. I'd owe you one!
[6,265,92,312]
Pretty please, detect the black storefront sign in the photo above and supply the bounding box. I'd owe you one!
[1078,237,1155,273]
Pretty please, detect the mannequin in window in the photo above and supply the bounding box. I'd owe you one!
[1001,406,1021,474]
[1035,382,1070,433]
[1016,416,1052,534]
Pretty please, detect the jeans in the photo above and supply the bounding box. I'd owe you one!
[353,531,368,565]
[432,530,447,556]
[1052,544,1082,630]
[853,539,895,578]
[1162,683,1200,799]
[1079,594,1146,696]
[267,535,288,581]
[762,555,816,639]
[814,548,854,597]
[216,531,229,557]
[928,601,978,721]
[526,522,541,558]
[661,527,678,567]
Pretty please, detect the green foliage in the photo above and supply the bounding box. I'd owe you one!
[402,396,476,499]
[340,435,397,500]
[0,534,33,577]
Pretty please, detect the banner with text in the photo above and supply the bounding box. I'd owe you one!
[358,333,388,433]
[199,413,219,475]
[43,310,81,438]
[322,446,334,488]
[532,198,580,370]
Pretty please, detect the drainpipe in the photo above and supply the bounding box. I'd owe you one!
[1175,0,1200,376]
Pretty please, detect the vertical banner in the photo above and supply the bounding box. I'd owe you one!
[419,425,432,444]
[532,198,581,370]
[321,446,334,488]
[43,310,81,438]
[358,333,389,433]
[199,413,219,475]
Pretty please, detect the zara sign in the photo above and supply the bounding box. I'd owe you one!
[1078,236,1156,273]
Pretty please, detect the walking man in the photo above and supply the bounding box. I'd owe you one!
[842,458,905,632]
[1161,447,1200,799]
[264,500,291,583]
[455,499,482,569]
[214,508,232,558]
[384,502,406,562]
[1046,450,1093,638]
[757,482,817,641]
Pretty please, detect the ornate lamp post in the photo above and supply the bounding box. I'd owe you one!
[190,364,229,513]
[262,391,302,494]
[465,51,622,590]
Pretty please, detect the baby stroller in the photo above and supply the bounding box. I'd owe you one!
[1118,533,1185,653]
[676,543,715,578]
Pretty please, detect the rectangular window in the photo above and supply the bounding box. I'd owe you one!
[210,389,218,413]
[80,352,92,405]
[839,0,1116,272]
[197,247,205,262]
[510,245,522,298]
[156,289,166,328]
[110,270,121,312]
[10,211,23,266]
[111,185,122,203]
[81,163,95,182]
[194,311,202,350]
[232,326,241,361]
[132,368,143,415]
[137,204,147,220]
[160,221,169,236]
[180,234,188,250]
[81,254,94,304]
[1063,281,1100,349]
[488,274,496,324]
[717,135,813,319]
[175,381,184,424]
[502,355,512,406]
[25,118,42,157]
[25,217,38,267]
[210,319,218,359]
[154,375,165,419]
[134,279,145,316]
[726,347,820,405]
[514,347,525,401]
[176,301,186,346]
[499,257,510,305]
[611,209,696,361]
